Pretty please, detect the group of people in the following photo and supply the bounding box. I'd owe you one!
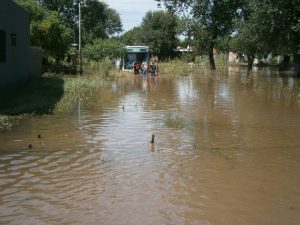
[133,60,158,76]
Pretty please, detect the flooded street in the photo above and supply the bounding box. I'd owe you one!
[1,67,300,225]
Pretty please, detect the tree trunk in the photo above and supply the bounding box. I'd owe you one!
[208,47,216,70]
[293,53,300,77]
[247,55,254,71]
[279,54,290,71]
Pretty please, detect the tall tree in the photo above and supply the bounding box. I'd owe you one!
[82,0,122,43]
[37,0,78,27]
[120,27,143,46]
[269,0,300,76]
[230,0,300,74]
[120,10,179,60]
[140,10,179,59]
[158,0,243,69]
[230,0,267,71]
[39,0,123,43]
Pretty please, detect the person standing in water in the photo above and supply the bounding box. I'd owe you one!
[133,62,140,74]
[141,61,148,76]
[154,59,158,76]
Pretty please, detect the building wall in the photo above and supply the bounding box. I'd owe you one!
[228,52,239,63]
[0,0,30,89]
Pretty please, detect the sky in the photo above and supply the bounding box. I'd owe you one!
[102,0,163,32]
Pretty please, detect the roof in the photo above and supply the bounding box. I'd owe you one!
[125,46,149,49]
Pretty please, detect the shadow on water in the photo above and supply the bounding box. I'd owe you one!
[0,76,64,115]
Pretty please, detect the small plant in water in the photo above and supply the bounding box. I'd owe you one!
[165,114,186,128]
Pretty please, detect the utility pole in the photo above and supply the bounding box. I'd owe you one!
[79,0,83,75]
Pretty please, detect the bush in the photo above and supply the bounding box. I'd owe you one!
[83,39,123,62]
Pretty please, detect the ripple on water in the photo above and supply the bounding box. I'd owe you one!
[1,72,300,225]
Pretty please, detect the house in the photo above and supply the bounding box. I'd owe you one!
[0,0,42,89]
[228,52,239,63]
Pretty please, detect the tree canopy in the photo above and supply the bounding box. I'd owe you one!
[14,0,123,66]
[13,0,300,75]
[157,0,300,74]
[140,11,179,59]
[14,0,72,63]
[120,10,179,60]
[230,0,300,72]
[158,0,243,69]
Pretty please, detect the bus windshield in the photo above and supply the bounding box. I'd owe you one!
[123,46,149,70]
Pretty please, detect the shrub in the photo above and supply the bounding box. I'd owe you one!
[83,39,123,62]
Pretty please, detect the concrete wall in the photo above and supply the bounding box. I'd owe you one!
[0,0,30,89]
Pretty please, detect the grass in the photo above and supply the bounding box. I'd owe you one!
[0,71,112,130]
[0,76,64,115]
[54,74,111,113]
[165,114,186,129]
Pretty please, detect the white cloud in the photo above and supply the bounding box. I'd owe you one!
[102,0,163,32]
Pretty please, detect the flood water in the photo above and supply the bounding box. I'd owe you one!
[1,67,300,225]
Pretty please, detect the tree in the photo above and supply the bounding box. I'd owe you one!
[83,38,123,61]
[230,0,300,74]
[39,0,123,44]
[82,0,122,43]
[14,0,72,63]
[120,27,143,46]
[268,0,300,76]
[104,8,123,36]
[119,10,179,60]
[37,0,78,28]
[158,0,243,69]
[139,10,179,59]
[229,1,268,70]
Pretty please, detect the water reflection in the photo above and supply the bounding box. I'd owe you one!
[1,67,300,225]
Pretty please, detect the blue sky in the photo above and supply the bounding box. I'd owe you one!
[103,0,163,32]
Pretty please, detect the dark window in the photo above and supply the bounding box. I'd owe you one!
[11,33,16,46]
[0,30,5,63]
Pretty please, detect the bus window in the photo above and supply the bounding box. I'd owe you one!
[123,46,149,70]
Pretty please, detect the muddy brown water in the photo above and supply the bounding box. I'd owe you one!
[1,67,300,225]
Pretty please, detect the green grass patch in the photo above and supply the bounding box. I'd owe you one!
[54,74,111,113]
[165,114,186,129]
[0,72,112,130]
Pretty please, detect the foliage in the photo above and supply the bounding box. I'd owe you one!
[120,10,179,60]
[0,74,112,130]
[37,0,78,27]
[39,0,123,43]
[98,58,115,78]
[166,114,186,128]
[0,115,25,130]
[215,36,231,53]
[54,74,112,113]
[14,0,73,63]
[120,27,143,46]
[158,0,243,69]
[104,7,123,36]
[264,0,300,55]
[82,39,124,62]
[82,0,122,43]
[31,12,73,62]
[139,10,179,59]
[15,0,123,66]
[229,0,300,71]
